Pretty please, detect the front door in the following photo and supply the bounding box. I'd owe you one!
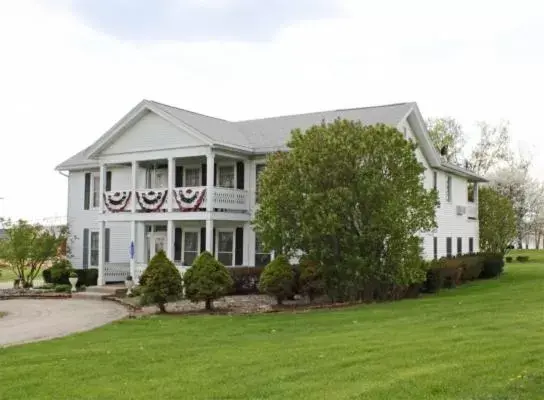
[147,231,167,261]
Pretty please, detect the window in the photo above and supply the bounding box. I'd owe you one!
[446,175,452,202]
[183,231,199,266]
[255,164,265,202]
[433,237,438,260]
[457,237,462,256]
[90,231,99,266]
[446,237,452,257]
[218,165,235,188]
[217,230,234,266]
[469,237,474,253]
[255,234,271,267]
[433,171,438,190]
[184,167,200,187]
[91,173,100,208]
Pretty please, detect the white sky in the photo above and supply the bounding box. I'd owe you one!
[0,0,543,221]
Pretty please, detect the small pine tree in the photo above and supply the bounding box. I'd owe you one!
[140,250,183,313]
[183,251,233,310]
[299,255,324,303]
[258,255,294,305]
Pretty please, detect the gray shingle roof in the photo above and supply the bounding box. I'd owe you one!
[56,100,415,169]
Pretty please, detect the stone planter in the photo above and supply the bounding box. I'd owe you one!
[68,276,78,292]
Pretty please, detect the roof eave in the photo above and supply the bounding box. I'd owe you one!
[438,162,488,182]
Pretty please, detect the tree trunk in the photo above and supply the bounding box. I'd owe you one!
[205,299,213,310]
[158,303,167,313]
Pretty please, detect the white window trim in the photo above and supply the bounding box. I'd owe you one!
[182,164,202,188]
[89,230,99,267]
[215,228,235,266]
[90,172,100,210]
[217,162,236,189]
[182,228,200,264]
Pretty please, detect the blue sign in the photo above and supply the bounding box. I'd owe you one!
[129,241,135,260]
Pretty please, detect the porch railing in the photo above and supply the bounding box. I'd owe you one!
[104,263,130,282]
[103,187,248,214]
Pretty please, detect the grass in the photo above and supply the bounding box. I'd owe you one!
[0,268,16,282]
[0,263,543,399]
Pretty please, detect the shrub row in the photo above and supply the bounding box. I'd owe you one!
[505,255,530,263]
[43,267,98,287]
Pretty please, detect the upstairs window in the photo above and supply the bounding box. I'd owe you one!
[446,175,452,202]
[433,171,438,190]
[184,167,200,187]
[91,173,100,208]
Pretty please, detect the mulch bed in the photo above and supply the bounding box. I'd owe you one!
[111,293,380,317]
[0,289,71,300]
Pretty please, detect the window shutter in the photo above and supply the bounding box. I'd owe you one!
[105,228,110,263]
[200,227,206,253]
[201,164,207,186]
[446,237,452,257]
[457,237,462,255]
[433,237,438,260]
[84,173,91,210]
[236,162,244,190]
[469,238,474,253]
[213,163,217,186]
[212,228,216,256]
[82,229,89,268]
[176,166,183,188]
[175,227,182,261]
[235,227,243,265]
[105,171,112,192]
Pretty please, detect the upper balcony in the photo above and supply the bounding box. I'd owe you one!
[103,186,248,214]
[97,152,256,219]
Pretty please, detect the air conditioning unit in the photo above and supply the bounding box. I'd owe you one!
[456,205,466,215]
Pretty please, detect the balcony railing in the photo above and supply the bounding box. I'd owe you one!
[102,186,249,214]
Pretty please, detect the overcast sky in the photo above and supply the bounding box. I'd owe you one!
[1,0,543,222]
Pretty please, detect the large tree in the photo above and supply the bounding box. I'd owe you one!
[426,117,466,163]
[0,219,68,288]
[478,187,517,254]
[253,120,438,299]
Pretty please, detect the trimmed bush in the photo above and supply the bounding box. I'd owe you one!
[516,255,529,263]
[423,258,463,293]
[505,256,513,263]
[479,253,505,279]
[299,256,324,302]
[140,250,183,313]
[258,255,294,305]
[228,267,264,295]
[184,251,233,310]
[460,255,484,282]
[43,264,98,287]
[54,284,72,293]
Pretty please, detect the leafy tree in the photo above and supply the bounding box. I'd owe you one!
[140,250,183,313]
[469,121,512,175]
[258,255,294,305]
[426,117,466,163]
[253,120,438,300]
[183,251,233,310]
[478,187,517,254]
[0,219,68,288]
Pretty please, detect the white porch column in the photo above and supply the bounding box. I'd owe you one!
[167,157,175,212]
[98,221,106,285]
[99,163,106,213]
[206,218,214,253]
[130,220,136,279]
[243,159,250,210]
[206,150,215,211]
[243,222,251,265]
[167,219,174,260]
[131,160,137,213]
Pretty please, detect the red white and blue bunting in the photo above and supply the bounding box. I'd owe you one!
[174,187,206,211]
[136,189,168,212]
[103,191,131,212]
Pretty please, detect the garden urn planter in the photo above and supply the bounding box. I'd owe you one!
[125,276,134,296]
[68,276,78,292]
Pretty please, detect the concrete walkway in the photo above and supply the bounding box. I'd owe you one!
[0,299,128,347]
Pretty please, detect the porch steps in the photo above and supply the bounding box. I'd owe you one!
[71,291,111,300]
[73,284,126,299]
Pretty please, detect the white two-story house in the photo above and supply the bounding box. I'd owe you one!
[56,100,486,285]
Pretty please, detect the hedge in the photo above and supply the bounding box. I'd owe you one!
[43,268,98,287]
[227,265,300,296]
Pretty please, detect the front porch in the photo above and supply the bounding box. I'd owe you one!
[98,220,271,284]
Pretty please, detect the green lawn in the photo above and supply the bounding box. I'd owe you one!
[0,268,16,282]
[0,264,543,399]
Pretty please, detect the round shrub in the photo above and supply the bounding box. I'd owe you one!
[140,250,183,313]
[299,255,324,302]
[48,258,74,285]
[258,255,294,305]
[184,251,233,310]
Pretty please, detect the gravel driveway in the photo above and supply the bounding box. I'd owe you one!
[0,299,128,347]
